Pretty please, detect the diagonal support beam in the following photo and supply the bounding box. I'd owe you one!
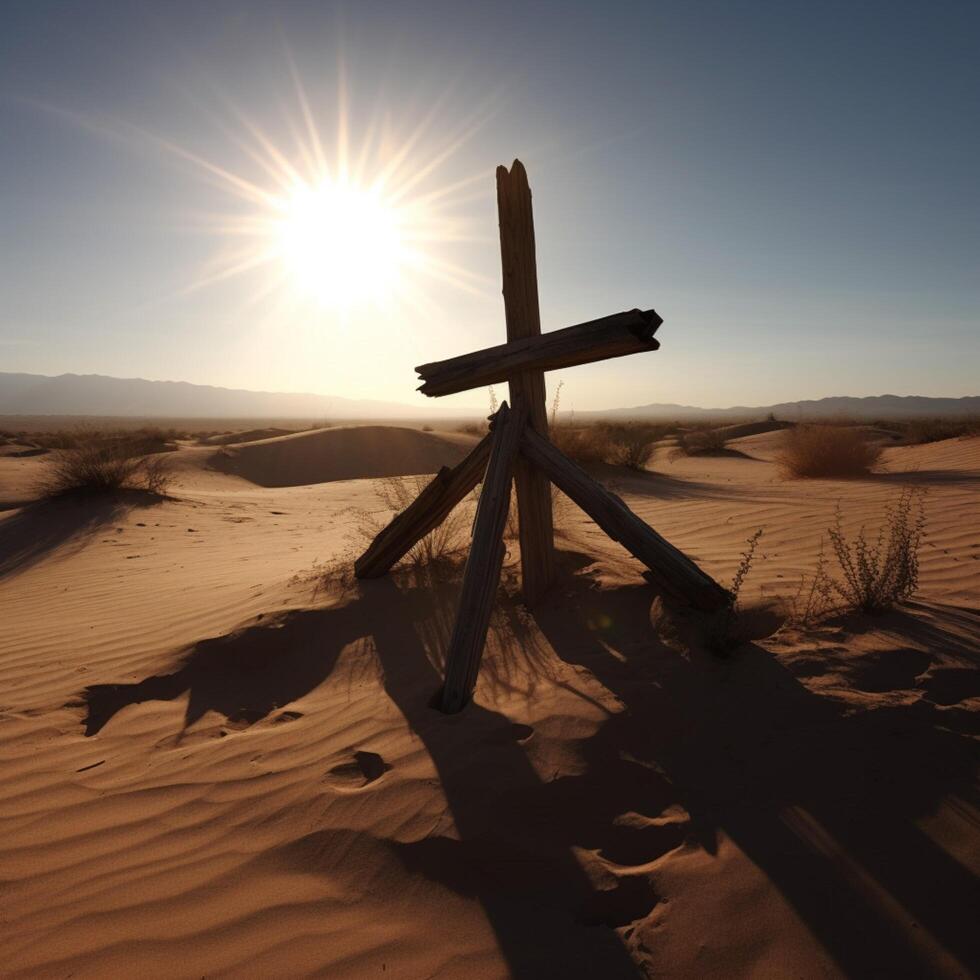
[415,308,662,398]
[355,431,493,578]
[520,426,731,611]
[440,401,525,713]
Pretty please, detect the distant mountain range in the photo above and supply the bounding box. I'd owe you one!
[0,372,454,420]
[585,394,980,421]
[0,372,977,421]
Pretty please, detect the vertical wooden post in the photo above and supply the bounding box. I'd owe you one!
[496,159,556,606]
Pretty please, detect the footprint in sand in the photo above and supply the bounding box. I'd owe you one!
[325,750,392,790]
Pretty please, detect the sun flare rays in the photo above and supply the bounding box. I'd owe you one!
[152,63,499,316]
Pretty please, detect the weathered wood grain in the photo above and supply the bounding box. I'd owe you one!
[495,159,556,606]
[440,401,525,713]
[415,307,662,398]
[520,426,730,610]
[354,431,492,578]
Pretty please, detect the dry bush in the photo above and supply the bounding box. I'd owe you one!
[827,488,924,613]
[607,423,667,471]
[900,417,980,445]
[549,420,666,471]
[421,424,434,432]
[777,425,881,478]
[31,426,182,453]
[673,427,729,457]
[456,421,485,437]
[41,433,173,497]
[549,424,607,465]
[789,488,925,620]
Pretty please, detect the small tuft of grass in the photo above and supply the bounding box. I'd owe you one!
[788,541,837,626]
[349,474,474,572]
[707,529,763,655]
[777,425,881,478]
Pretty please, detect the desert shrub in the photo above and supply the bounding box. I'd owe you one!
[550,424,607,465]
[777,425,881,478]
[31,426,181,454]
[30,430,80,450]
[827,488,924,613]
[674,427,729,457]
[456,421,485,437]
[41,434,173,497]
[607,423,667,471]
[549,420,667,471]
[421,424,434,432]
[789,488,925,620]
[900,417,980,445]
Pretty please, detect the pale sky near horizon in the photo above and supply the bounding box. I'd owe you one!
[1,0,978,413]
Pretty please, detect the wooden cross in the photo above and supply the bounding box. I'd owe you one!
[356,160,728,712]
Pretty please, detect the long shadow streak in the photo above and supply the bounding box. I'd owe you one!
[367,576,644,979]
[534,585,980,977]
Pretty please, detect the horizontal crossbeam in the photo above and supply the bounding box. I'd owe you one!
[416,308,662,398]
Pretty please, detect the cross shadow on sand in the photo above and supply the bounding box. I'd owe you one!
[0,491,164,582]
[532,583,980,977]
[75,557,979,977]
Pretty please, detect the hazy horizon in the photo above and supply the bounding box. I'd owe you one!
[3,1,978,415]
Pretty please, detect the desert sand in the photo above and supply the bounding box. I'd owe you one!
[0,425,977,978]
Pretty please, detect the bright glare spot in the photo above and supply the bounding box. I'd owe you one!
[275,178,404,310]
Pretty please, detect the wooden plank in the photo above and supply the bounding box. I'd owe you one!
[354,431,493,578]
[440,401,525,713]
[416,308,662,398]
[496,159,556,606]
[520,426,731,611]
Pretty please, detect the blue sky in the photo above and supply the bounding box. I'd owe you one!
[1,0,977,411]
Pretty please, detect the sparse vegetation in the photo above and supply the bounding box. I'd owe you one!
[552,419,668,471]
[899,417,980,445]
[827,488,925,613]
[777,424,881,478]
[608,423,666,470]
[789,488,926,621]
[788,541,837,626]
[41,431,174,497]
[348,474,474,571]
[673,426,729,457]
[707,528,763,654]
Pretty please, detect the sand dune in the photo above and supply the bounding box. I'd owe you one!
[209,424,477,487]
[0,429,977,977]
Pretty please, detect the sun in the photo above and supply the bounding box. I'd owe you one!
[275,177,405,310]
[114,61,496,319]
